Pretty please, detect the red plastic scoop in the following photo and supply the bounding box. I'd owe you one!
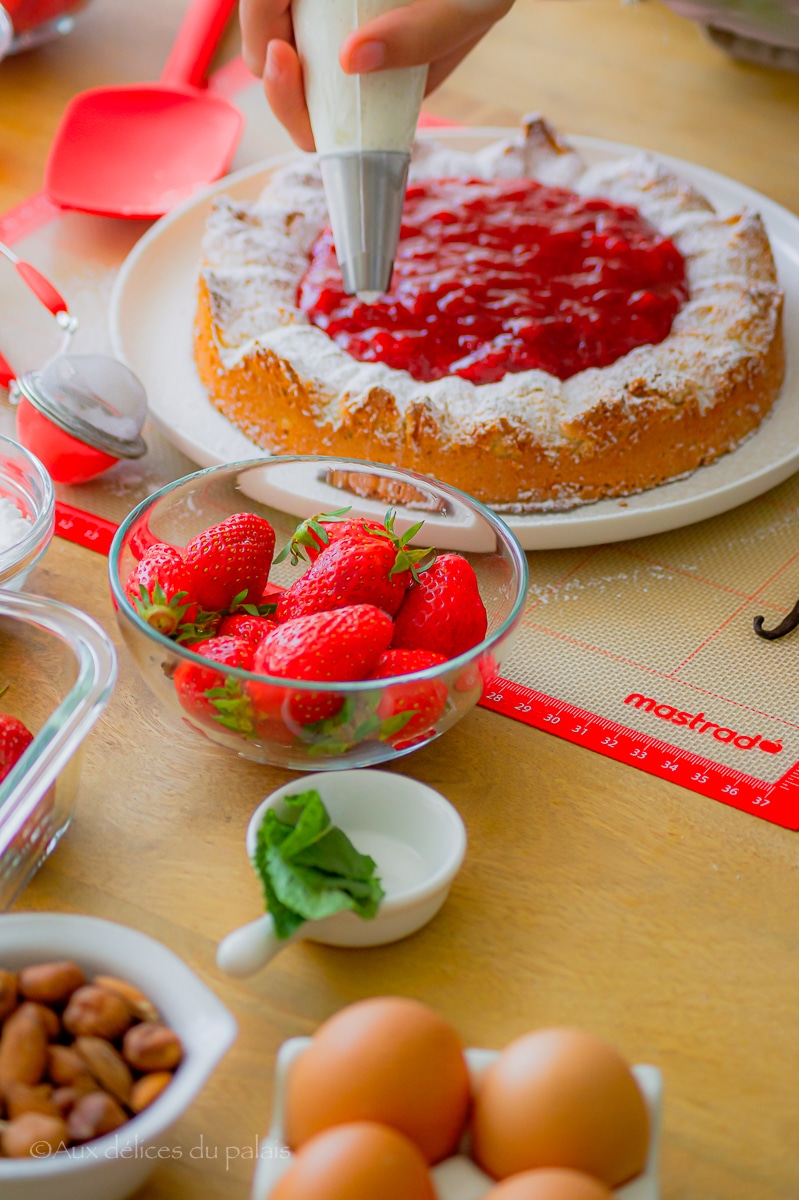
[44,0,243,219]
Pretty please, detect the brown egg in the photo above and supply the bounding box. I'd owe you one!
[485,1167,613,1200]
[284,997,471,1163]
[271,1121,437,1200]
[472,1027,650,1187]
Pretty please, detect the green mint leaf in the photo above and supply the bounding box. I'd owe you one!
[250,790,384,938]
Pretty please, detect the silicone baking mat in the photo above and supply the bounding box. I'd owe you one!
[3,65,799,829]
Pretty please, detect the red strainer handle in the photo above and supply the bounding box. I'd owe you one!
[15,260,68,317]
[0,348,14,388]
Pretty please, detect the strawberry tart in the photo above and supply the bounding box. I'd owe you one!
[193,117,785,512]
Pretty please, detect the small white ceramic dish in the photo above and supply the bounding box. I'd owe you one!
[250,1037,662,1200]
[216,769,467,976]
[0,912,237,1200]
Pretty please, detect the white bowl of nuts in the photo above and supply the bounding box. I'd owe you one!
[0,912,237,1200]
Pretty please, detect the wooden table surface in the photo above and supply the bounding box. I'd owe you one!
[3,2,799,1198]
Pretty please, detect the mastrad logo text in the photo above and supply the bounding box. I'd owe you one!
[624,694,782,754]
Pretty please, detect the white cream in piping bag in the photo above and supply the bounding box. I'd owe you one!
[292,0,428,155]
[291,0,429,297]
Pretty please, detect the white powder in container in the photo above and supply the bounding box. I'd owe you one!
[0,495,33,555]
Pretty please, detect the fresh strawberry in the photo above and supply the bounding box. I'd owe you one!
[277,513,431,622]
[173,636,254,723]
[125,543,201,637]
[371,648,449,740]
[0,711,33,783]
[391,553,488,659]
[275,506,387,566]
[217,613,279,645]
[248,604,393,725]
[183,513,276,613]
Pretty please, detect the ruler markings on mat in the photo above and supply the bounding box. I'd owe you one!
[479,678,799,830]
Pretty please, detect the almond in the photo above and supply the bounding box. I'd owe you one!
[74,1036,133,1106]
[18,962,85,1006]
[5,1082,60,1120]
[130,1070,173,1113]
[0,969,17,1020]
[1,1111,67,1158]
[0,1007,47,1089]
[16,1001,61,1041]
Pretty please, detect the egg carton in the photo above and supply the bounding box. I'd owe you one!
[250,1038,662,1200]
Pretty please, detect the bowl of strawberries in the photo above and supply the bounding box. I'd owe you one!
[107,457,528,770]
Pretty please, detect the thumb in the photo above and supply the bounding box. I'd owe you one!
[339,0,514,74]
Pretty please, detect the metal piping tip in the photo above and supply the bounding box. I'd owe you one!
[319,151,410,297]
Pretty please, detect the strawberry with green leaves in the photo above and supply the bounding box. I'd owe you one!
[125,543,201,638]
[173,635,255,724]
[392,553,488,660]
[184,513,276,613]
[247,604,394,726]
[0,709,33,783]
[276,512,431,622]
[276,506,388,567]
[371,648,449,741]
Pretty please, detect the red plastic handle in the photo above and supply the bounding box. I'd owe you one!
[160,0,238,89]
[15,260,68,316]
[0,348,14,388]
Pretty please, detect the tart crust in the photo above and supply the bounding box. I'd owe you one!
[193,117,785,512]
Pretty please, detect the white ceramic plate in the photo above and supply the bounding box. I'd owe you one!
[109,130,799,551]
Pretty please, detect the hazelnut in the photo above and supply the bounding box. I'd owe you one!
[51,1084,98,1117]
[67,1091,127,1143]
[93,975,159,1023]
[62,986,133,1040]
[122,1023,183,1072]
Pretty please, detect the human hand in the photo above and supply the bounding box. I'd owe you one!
[240,0,515,151]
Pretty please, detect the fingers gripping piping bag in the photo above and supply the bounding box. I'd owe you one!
[291,0,428,296]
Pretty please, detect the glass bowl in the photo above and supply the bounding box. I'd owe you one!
[0,591,117,909]
[0,911,236,1200]
[108,456,528,771]
[0,433,55,591]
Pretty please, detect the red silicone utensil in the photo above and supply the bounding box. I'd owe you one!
[43,0,243,219]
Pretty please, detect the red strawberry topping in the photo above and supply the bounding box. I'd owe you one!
[371,648,449,741]
[392,553,488,659]
[0,711,34,783]
[124,543,200,637]
[184,513,276,613]
[248,604,393,725]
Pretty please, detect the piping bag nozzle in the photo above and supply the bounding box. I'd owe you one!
[320,150,410,297]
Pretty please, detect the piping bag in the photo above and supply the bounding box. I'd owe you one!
[291,0,427,297]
